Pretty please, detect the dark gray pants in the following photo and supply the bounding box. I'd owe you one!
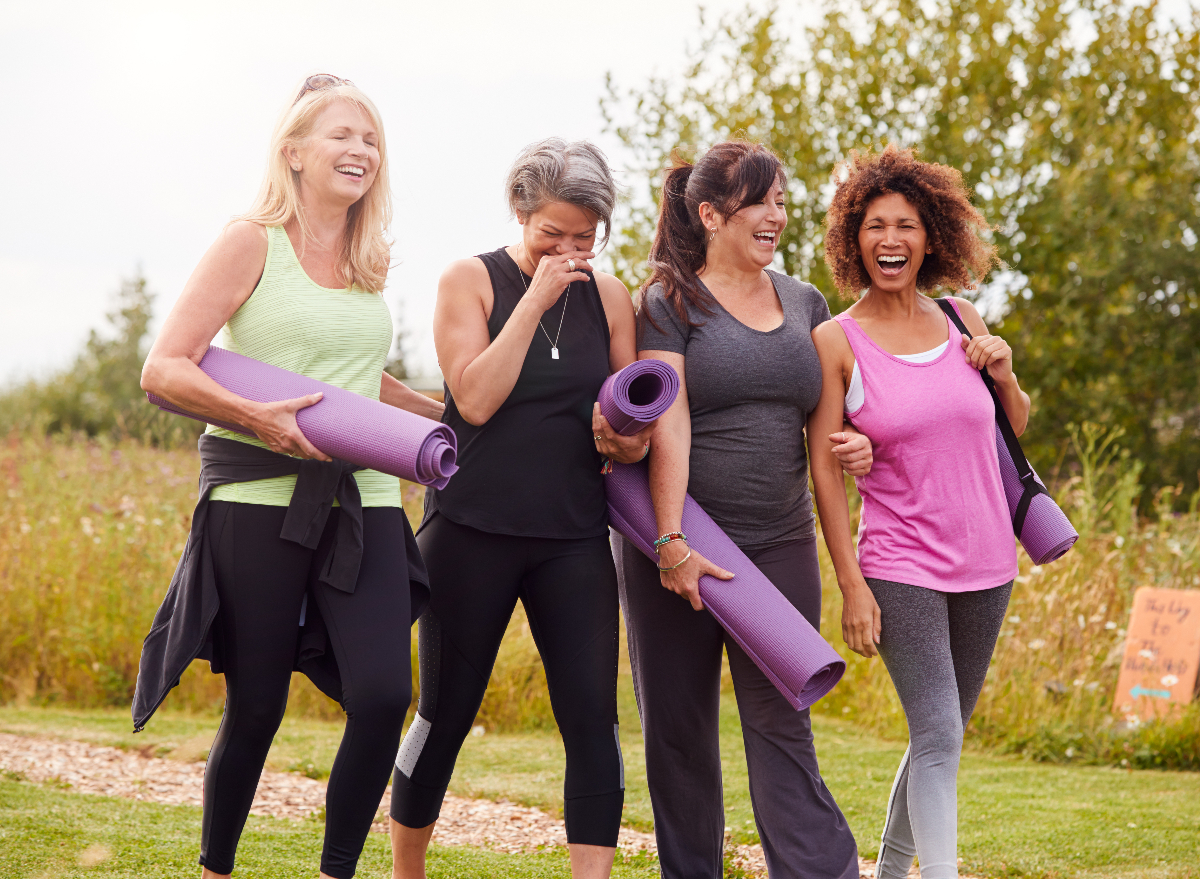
[615,534,859,879]
[866,578,1013,879]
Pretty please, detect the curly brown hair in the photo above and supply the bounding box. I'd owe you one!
[823,144,999,298]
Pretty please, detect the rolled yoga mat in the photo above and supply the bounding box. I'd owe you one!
[147,346,459,488]
[995,426,1078,564]
[600,360,846,711]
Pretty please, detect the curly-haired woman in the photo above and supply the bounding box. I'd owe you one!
[809,144,1030,879]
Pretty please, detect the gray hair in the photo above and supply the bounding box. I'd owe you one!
[505,138,617,248]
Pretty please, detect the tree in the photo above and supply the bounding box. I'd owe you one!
[601,0,1200,501]
[0,272,199,446]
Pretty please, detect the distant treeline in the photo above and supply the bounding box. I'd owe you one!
[602,0,1200,506]
[0,273,410,447]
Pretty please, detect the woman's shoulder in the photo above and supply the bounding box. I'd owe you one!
[767,270,831,324]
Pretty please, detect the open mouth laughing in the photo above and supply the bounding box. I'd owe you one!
[876,253,908,276]
[335,164,365,180]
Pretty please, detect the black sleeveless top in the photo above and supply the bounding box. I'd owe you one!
[423,247,612,539]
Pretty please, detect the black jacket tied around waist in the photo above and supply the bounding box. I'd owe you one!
[131,434,428,731]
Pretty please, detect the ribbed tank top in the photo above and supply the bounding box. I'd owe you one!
[424,247,611,538]
[207,224,401,507]
[834,302,1017,592]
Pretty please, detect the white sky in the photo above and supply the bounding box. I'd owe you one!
[0,0,759,384]
[2,0,1193,385]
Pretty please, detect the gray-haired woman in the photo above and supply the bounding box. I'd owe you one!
[389,138,653,879]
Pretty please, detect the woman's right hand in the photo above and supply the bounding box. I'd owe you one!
[248,393,331,461]
[523,250,593,312]
[840,579,881,658]
[657,541,734,611]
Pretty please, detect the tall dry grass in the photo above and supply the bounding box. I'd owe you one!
[0,433,550,728]
[2,428,1197,766]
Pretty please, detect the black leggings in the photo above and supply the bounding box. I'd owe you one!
[200,502,413,879]
[390,513,624,846]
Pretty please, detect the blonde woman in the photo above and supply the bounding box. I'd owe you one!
[138,75,440,879]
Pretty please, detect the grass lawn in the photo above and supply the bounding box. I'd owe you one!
[3,702,1198,879]
[0,775,660,878]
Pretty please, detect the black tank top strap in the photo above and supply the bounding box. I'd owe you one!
[424,246,612,539]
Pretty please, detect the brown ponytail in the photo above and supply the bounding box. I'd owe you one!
[641,141,785,331]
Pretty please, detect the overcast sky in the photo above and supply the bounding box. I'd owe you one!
[3,0,1192,385]
[0,0,762,385]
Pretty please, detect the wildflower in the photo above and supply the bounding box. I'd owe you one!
[1138,649,1156,660]
[1161,674,1179,687]
[1008,615,1021,624]
[20,522,31,534]
[1124,713,1142,729]
[80,517,94,536]
[1105,621,1117,630]
[1028,639,1046,650]
[1073,678,1085,687]
[1030,565,1044,576]
[1114,535,1125,547]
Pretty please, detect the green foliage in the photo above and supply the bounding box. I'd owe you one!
[602,0,1200,500]
[0,272,200,448]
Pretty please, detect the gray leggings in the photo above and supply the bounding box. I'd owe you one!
[866,579,1012,879]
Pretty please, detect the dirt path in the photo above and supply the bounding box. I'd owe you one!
[0,732,918,877]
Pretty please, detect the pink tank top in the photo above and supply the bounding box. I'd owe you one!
[834,303,1017,592]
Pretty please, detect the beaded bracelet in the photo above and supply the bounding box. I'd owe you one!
[657,549,692,572]
[653,531,688,550]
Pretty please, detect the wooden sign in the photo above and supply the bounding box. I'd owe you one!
[1114,588,1200,718]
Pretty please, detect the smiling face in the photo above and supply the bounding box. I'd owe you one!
[518,201,599,270]
[706,177,787,271]
[285,100,380,211]
[857,192,931,295]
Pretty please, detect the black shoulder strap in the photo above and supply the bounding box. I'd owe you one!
[936,298,1047,531]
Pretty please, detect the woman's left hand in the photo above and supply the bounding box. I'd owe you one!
[829,428,873,478]
[960,332,1015,384]
[592,403,655,464]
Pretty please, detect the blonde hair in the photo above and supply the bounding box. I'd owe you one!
[238,82,392,293]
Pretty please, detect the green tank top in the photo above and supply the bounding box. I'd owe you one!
[207,224,401,507]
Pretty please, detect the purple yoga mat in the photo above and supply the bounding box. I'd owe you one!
[600,360,846,711]
[148,346,458,488]
[994,426,1077,564]
[598,358,680,435]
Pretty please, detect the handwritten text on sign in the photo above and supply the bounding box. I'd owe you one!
[1114,588,1200,718]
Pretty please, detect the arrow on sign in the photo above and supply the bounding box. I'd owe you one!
[1130,685,1172,700]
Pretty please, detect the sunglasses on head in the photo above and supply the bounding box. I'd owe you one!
[295,74,354,104]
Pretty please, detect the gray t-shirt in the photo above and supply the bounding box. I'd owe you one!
[638,271,831,546]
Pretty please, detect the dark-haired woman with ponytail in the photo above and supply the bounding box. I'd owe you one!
[613,141,868,879]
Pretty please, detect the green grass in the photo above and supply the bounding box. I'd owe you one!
[4,704,1199,878]
[0,775,661,879]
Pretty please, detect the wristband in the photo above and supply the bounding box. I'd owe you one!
[653,531,688,550]
[657,549,692,572]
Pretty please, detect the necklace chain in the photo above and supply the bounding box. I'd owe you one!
[516,247,569,359]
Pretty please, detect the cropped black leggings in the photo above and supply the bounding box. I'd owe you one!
[390,513,624,846]
[200,501,413,879]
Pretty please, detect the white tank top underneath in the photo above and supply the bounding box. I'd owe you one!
[844,341,949,413]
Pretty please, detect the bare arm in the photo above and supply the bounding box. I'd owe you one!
[590,273,656,464]
[810,321,880,658]
[640,349,733,611]
[379,372,445,420]
[140,221,328,460]
[435,251,591,426]
[951,297,1031,436]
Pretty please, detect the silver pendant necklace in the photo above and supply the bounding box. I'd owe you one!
[515,247,569,360]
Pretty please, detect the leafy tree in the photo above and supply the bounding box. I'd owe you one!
[0,272,199,446]
[602,0,1200,502]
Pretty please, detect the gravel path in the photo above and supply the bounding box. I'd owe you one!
[0,732,922,877]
